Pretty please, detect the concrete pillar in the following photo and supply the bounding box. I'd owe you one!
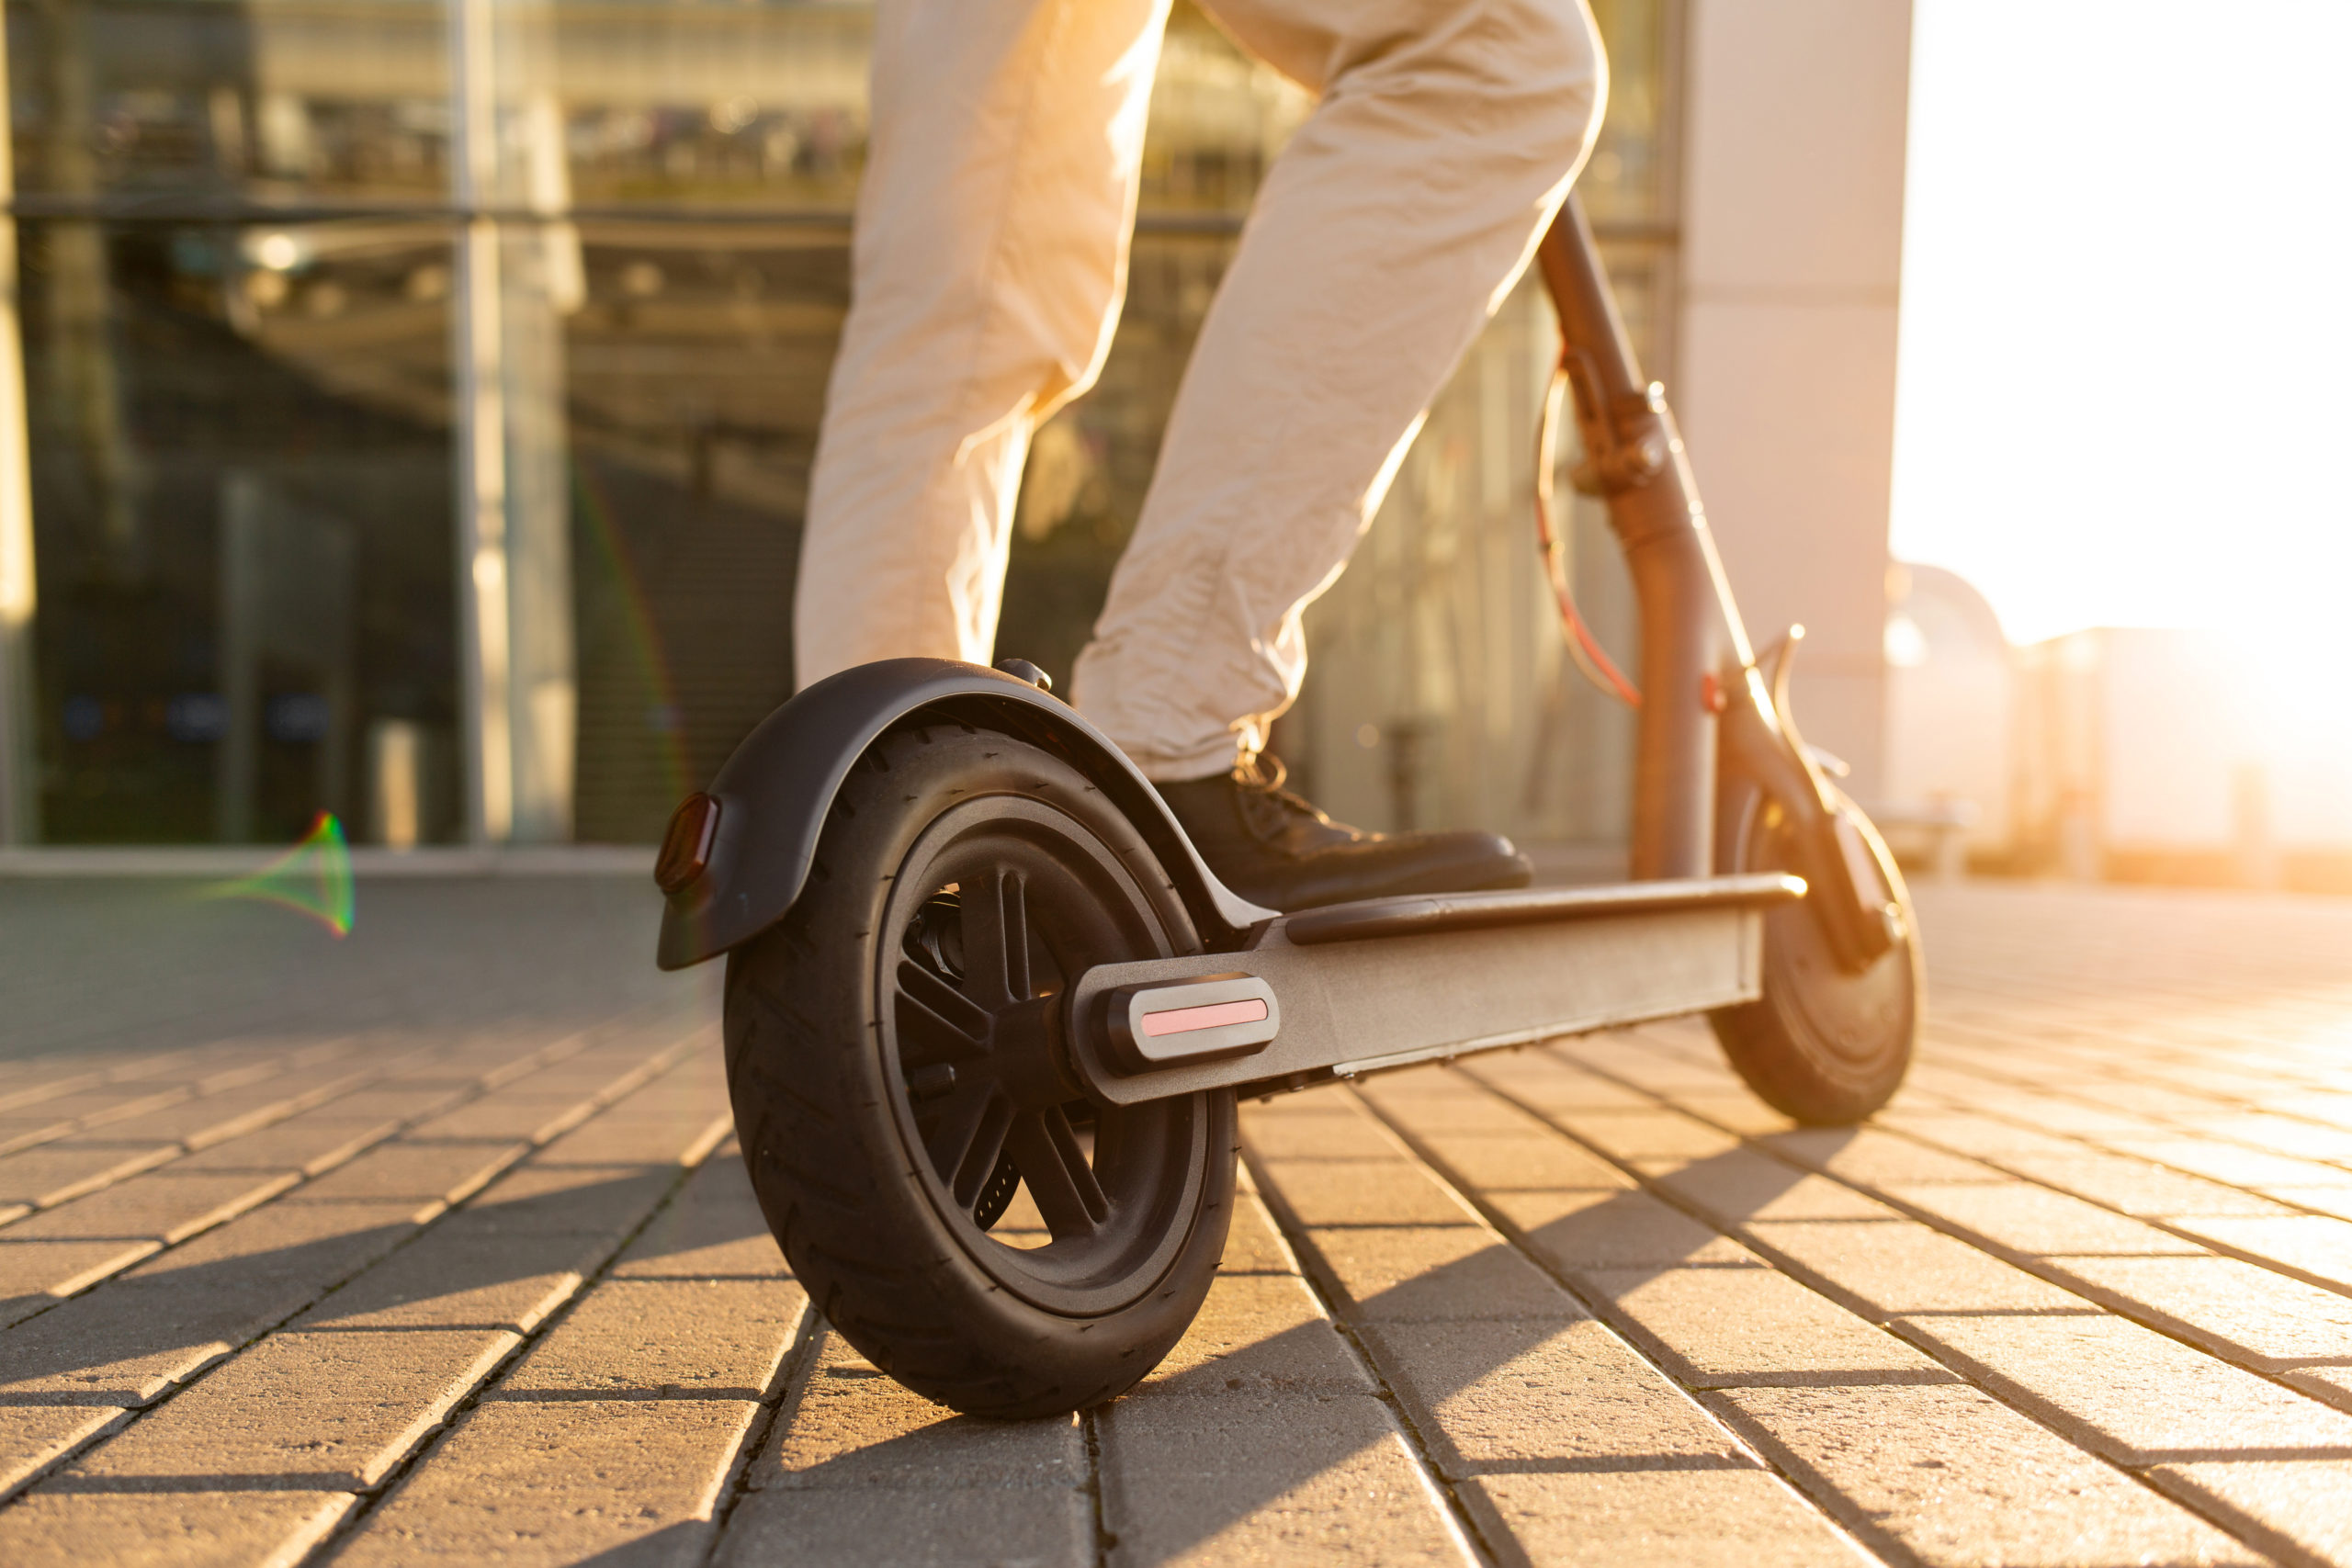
[1673,0,1913,799]
[0,19,35,847]
[448,0,580,844]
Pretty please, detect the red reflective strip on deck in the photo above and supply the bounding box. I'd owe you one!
[1139,998,1271,1037]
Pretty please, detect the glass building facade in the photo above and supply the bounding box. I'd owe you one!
[0,0,1678,854]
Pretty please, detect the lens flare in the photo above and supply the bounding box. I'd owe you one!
[206,811,356,936]
[573,457,692,807]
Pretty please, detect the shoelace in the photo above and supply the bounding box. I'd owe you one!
[1230,754,1346,839]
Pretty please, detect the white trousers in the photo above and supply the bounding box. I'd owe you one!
[794,0,1605,779]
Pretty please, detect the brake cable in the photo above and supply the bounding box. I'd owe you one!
[1534,353,1642,707]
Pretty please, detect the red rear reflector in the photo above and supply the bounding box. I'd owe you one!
[1140,997,1270,1038]
[655,793,720,895]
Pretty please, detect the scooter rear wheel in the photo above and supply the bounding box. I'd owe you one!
[723,723,1236,1417]
[1710,785,1919,1124]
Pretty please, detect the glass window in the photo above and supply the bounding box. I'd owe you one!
[5,0,452,206]
[22,217,458,843]
[0,0,1678,851]
[562,222,845,842]
[537,1,871,212]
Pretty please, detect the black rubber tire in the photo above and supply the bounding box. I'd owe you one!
[723,722,1237,1418]
[1709,784,1920,1125]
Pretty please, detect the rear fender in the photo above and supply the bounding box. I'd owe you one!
[655,658,1275,970]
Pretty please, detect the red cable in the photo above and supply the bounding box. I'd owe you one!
[1534,361,1642,708]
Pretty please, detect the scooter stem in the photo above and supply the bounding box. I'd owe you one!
[1533,193,1754,880]
[1533,197,1894,969]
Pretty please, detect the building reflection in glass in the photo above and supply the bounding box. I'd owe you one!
[0,0,1677,855]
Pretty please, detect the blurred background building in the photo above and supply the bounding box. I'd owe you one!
[1884,592,2352,896]
[0,0,1911,870]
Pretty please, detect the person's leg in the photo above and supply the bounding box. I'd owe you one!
[793,0,1171,689]
[1071,0,1605,778]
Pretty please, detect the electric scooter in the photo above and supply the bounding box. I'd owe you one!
[650,192,1920,1420]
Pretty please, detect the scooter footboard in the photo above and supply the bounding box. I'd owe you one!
[1064,874,1800,1104]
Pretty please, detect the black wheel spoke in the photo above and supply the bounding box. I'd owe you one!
[921,1084,994,1185]
[895,960,992,1064]
[1006,1106,1108,1240]
[961,871,1031,1011]
[951,1097,1016,1209]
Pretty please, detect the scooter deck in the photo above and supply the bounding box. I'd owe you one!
[1064,872,1804,1104]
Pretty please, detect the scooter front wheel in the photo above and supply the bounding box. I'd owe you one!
[1709,785,1919,1124]
[723,723,1236,1418]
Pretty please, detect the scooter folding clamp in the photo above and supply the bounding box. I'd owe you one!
[1098,972,1281,1074]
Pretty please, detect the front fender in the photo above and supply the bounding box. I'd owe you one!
[655,658,1276,970]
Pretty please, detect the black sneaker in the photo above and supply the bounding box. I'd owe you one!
[1154,755,1532,913]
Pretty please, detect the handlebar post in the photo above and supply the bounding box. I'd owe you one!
[1534,194,1753,879]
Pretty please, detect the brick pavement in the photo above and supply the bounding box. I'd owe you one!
[4,876,2352,1565]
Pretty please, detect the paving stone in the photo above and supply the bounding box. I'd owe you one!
[1719,1382,2266,1567]
[0,1238,161,1323]
[492,1278,804,1399]
[0,1088,192,1153]
[1492,1188,1752,1271]
[1885,1181,2206,1258]
[164,1113,403,1177]
[1255,1158,1479,1226]
[450,1160,683,1237]
[0,1202,428,1405]
[718,1483,1091,1568]
[2044,1253,2352,1367]
[2283,1365,2352,1412]
[1136,1272,1372,1398]
[0,1488,356,1568]
[4,1169,294,1242]
[1298,1225,1571,1323]
[0,1141,178,1210]
[1466,1055,1658,1113]
[1746,1221,2096,1319]
[1404,1131,1633,1192]
[534,1105,730,1168]
[297,1224,613,1332]
[1215,1193,1299,1275]
[1583,1267,1951,1387]
[612,1155,784,1280]
[66,1328,517,1489]
[1362,1092,1565,1147]
[120,1194,426,1300]
[2200,1114,2352,1168]
[401,1093,601,1145]
[0,1404,128,1500]
[1356,1069,1548,1132]
[2107,1135,2352,1190]
[1678,1096,1813,1142]
[755,1333,1082,1490]
[1241,1104,1410,1166]
[1646,1149,1896,1227]
[2155,1459,2352,1567]
[1097,1390,1470,1567]
[2172,1213,2352,1292]
[1360,1316,1747,1479]
[1989,1150,2301,1219]
[1878,1107,2093,1160]
[1460,1471,1869,1568]
[1545,1109,1742,1164]
[27,859,2352,1568]
[338,1397,762,1568]
[1762,1128,2008,1186]
[284,1138,530,1204]
[2263,1185,2352,1222]
[1897,1313,2352,1463]
[79,1070,361,1150]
